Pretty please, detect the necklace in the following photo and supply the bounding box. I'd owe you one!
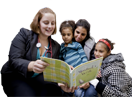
[36,38,48,48]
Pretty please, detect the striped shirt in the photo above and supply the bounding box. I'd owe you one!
[59,42,88,68]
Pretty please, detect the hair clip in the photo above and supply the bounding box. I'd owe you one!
[66,20,69,24]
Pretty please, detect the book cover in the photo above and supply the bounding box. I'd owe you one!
[41,57,103,87]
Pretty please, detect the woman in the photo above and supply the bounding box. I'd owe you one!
[74,19,95,60]
[1,7,76,96]
[73,19,98,97]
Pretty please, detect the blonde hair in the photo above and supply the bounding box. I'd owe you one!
[30,7,57,34]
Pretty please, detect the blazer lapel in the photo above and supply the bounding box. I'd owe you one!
[30,32,38,61]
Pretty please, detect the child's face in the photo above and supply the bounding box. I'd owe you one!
[94,42,110,59]
[61,28,73,45]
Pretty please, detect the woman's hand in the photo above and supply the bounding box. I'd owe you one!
[79,82,90,89]
[58,83,77,93]
[28,60,49,73]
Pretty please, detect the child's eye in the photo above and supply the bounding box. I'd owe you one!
[68,34,71,36]
[94,49,97,52]
[99,50,103,53]
[62,34,65,36]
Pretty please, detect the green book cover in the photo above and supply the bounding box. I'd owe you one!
[41,57,103,88]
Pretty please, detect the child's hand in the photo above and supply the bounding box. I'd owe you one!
[79,82,90,89]
[97,70,102,78]
[69,65,74,70]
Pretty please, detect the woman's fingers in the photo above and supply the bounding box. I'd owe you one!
[33,60,49,73]
[58,83,77,93]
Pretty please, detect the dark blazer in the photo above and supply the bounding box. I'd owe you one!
[1,28,60,78]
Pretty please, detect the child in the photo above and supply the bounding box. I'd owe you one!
[90,38,132,97]
[59,20,98,97]
[59,20,88,68]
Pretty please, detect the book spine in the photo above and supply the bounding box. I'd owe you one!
[70,72,73,88]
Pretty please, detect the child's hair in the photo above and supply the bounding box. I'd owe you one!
[97,38,115,52]
[30,7,57,34]
[59,20,75,34]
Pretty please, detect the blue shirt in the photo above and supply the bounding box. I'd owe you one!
[32,44,49,77]
[59,42,88,68]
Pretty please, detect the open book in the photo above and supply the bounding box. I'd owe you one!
[41,57,103,88]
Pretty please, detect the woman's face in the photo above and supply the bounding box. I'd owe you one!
[39,13,55,37]
[74,26,87,43]
[94,42,110,59]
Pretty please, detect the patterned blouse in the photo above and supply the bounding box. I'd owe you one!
[98,53,132,97]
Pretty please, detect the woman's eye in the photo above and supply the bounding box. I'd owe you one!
[44,22,48,25]
[51,22,55,25]
[76,31,80,34]
[81,34,85,36]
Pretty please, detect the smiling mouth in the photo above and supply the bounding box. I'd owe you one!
[95,56,100,59]
[46,29,52,32]
[64,40,68,42]
[76,38,81,41]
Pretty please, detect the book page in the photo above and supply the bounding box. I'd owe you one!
[70,57,103,87]
[41,57,71,86]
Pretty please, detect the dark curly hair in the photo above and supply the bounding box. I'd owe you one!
[59,20,75,34]
[98,38,115,52]
[73,19,91,47]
